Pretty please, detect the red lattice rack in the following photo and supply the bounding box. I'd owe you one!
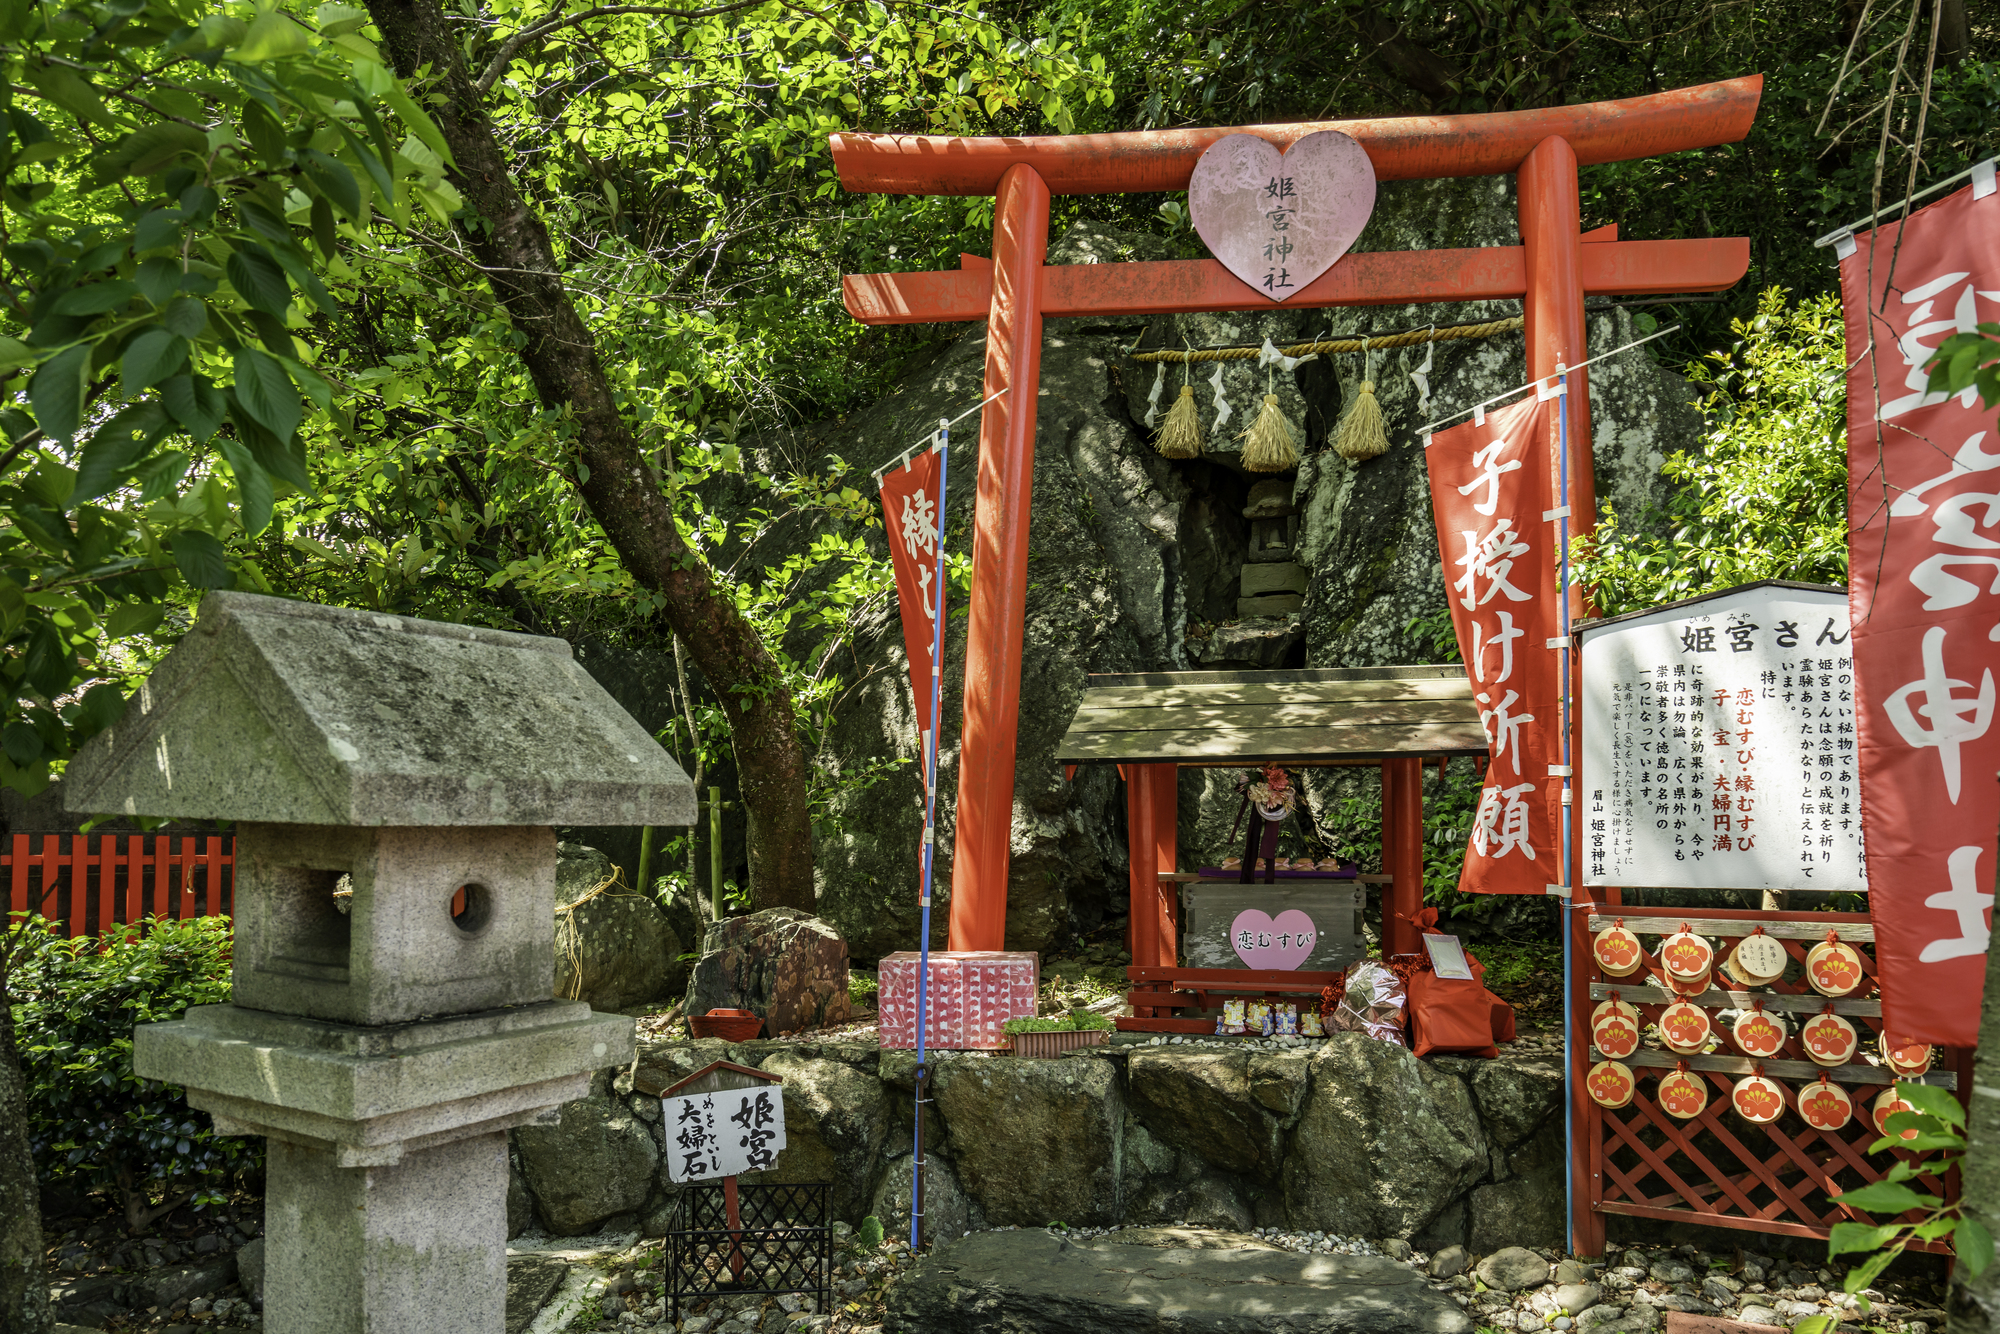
[1573,904,1967,1254]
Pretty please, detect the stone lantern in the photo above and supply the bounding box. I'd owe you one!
[64,592,695,1333]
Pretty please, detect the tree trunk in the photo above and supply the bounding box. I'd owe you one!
[0,933,54,1334]
[361,0,815,912]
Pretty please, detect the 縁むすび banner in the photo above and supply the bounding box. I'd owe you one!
[1840,172,1998,1047]
[1426,395,1562,892]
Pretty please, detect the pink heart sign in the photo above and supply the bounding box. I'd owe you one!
[1188,130,1377,302]
[1230,909,1317,970]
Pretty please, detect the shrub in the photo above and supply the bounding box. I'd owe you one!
[10,915,258,1233]
[1002,1013,1115,1035]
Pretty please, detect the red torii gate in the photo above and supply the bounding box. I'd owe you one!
[831,76,1762,959]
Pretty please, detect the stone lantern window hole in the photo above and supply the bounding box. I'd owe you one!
[450,882,493,936]
[264,865,353,983]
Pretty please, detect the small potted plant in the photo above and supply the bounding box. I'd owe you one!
[1004,1012,1115,1058]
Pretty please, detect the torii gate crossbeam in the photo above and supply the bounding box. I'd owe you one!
[832,74,1760,959]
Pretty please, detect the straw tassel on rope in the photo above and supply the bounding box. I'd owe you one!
[1333,337,1388,462]
[1240,337,1306,473]
[1156,384,1202,458]
[1154,341,1203,458]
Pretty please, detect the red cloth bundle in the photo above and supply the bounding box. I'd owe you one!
[1399,910,1516,1059]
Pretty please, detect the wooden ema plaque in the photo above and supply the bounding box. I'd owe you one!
[1575,905,1967,1254]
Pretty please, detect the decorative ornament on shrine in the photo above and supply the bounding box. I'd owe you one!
[1806,936,1865,996]
[1586,1059,1635,1109]
[1872,1085,1922,1141]
[1725,930,1788,987]
[1592,921,1644,977]
[1799,1076,1855,1131]
[1802,1010,1859,1066]
[1879,1032,1934,1077]
[1659,1000,1711,1056]
[1657,1066,1710,1120]
[1731,1005,1786,1058]
[1730,1072,1787,1124]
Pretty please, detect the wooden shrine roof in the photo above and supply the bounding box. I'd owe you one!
[1054,665,1489,767]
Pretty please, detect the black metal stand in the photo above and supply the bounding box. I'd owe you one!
[665,1181,831,1323]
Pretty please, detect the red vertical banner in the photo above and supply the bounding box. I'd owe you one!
[879,447,945,747]
[1426,395,1564,892]
[1841,172,2000,1047]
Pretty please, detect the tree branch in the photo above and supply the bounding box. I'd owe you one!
[474,0,773,93]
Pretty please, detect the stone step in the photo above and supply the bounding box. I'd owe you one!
[887,1228,1473,1332]
[1240,562,1308,597]
[1238,593,1305,619]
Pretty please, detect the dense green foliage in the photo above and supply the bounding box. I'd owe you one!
[1574,288,1851,614]
[10,918,250,1231]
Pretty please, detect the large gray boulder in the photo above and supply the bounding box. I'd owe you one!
[870,1149,981,1243]
[932,1054,1125,1227]
[884,1229,1473,1333]
[512,1086,658,1235]
[1125,1049,1286,1180]
[554,843,685,1013]
[684,907,853,1036]
[1280,1033,1487,1238]
[737,1049,889,1222]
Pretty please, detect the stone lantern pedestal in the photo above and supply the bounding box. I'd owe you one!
[66,593,695,1333]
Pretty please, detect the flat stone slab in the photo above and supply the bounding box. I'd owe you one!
[885,1228,1473,1333]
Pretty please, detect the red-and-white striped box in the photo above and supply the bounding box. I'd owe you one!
[878,951,1039,1049]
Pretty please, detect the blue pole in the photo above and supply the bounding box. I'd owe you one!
[1556,370,1576,1255]
[912,421,949,1250]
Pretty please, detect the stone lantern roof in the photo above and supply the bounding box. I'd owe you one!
[66,591,696,828]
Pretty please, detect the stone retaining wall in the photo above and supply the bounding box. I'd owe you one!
[505,1032,1565,1253]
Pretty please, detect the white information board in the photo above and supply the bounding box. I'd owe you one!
[663,1086,787,1182]
[1579,582,1866,892]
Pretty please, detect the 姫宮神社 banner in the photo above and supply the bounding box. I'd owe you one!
[1426,395,1563,893]
[878,447,945,751]
[1841,169,1999,1048]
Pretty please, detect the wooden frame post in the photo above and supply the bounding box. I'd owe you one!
[1148,764,1178,968]
[947,164,1050,952]
[1381,758,1426,958]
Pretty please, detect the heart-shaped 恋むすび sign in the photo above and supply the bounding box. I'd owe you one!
[1188,130,1376,302]
[1230,909,1317,970]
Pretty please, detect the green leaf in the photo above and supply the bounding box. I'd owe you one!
[121,329,187,395]
[1789,1317,1839,1334]
[170,531,232,588]
[133,449,189,503]
[1959,1214,1995,1278]
[310,195,337,259]
[232,8,311,62]
[23,62,113,127]
[3,720,44,765]
[134,209,183,255]
[160,375,225,442]
[213,433,276,533]
[133,256,181,306]
[22,620,70,696]
[226,245,292,318]
[377,81,452,167]
[0,338,34,372]
[98,123,209,181]
[240,97,288,166]
[1896,1082,1966,1128]
[230,347,301,443]
[161,296,208,340]
[1831,1180,1934,1215]
[54,282,138,315]
[75,682,126,732]
[301,149,362,218]
[1826,1221,1901,1256]
[72,402,170,501]
[265,246,337,315]
[29,343,91,444]
[104,601,166,639]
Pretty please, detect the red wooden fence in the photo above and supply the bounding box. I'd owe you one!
[4,832,234,938]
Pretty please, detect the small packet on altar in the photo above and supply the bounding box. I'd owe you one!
[1299,1009,1325,1037]
[1331,962,1408,1048]
[1259,1009,1275,1036]
[1222,998,1247,1033]
[1275,1004,1297,1035]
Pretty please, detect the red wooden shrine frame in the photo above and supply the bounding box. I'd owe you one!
[835,76,1764,1254]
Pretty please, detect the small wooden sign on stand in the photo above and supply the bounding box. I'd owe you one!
[662,1061,788,1282]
